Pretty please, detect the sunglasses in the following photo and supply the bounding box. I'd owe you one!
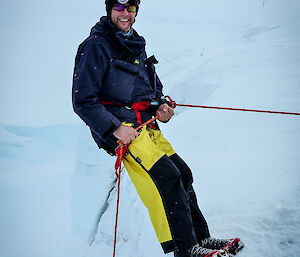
[113,4,137,13]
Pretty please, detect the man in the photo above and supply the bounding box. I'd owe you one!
[72,1,244,256]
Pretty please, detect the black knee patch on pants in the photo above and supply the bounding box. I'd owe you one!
[148,155,198,252]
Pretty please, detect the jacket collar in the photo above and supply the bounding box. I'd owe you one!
[90,16,146,56]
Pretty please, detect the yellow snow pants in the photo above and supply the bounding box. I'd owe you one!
[122,125,204,253]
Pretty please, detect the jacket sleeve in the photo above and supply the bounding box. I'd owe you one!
[72,38,121,140]
[155,74,168,105]
[147,55,167,106]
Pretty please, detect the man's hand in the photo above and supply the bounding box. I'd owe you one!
[156,103,174,122]
[113,124,140,145]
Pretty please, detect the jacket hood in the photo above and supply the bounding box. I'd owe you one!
[90,16,118,36]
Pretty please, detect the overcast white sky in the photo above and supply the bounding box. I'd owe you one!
[0,0,107,126]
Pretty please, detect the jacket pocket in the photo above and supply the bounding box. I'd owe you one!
[116,59,151,86]
[114,59,139,74]
[103,59,139,102]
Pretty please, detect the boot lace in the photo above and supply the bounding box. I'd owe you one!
[190,244,219,256]
[201,237,229,249]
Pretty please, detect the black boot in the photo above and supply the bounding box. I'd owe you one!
[174,244,228,257]
[200,237,244,255]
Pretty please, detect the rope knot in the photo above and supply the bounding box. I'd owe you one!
[165,95,177,109]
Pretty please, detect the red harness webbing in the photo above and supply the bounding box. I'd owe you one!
[100,100,152,125]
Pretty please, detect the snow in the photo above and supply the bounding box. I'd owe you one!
[0,126,28,147]
[1,0,300,257]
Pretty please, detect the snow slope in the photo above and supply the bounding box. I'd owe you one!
[1,0,300,257]
[0,125,78,257]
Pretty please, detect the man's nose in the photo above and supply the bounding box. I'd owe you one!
[121,8,129,15]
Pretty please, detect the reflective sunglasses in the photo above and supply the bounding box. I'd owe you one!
[113,4,137,13]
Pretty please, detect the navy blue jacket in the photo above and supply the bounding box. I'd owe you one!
[72,17,165,148]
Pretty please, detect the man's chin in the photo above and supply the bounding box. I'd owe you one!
[117,20,134,32]
[119,25,131,32]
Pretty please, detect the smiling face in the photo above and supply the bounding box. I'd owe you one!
[111,5,137,32]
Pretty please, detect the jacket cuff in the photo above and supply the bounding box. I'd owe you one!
[159,118,171,123]
[158,95,169,106]
[102,118,122,140]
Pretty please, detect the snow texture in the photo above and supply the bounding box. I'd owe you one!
[1,1,300,257]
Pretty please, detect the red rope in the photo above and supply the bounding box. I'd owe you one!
[135,116,159,130]
[112,94,299,257]
[165,95,300,116]
[113,165,122,257]
[113,144,128,257]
